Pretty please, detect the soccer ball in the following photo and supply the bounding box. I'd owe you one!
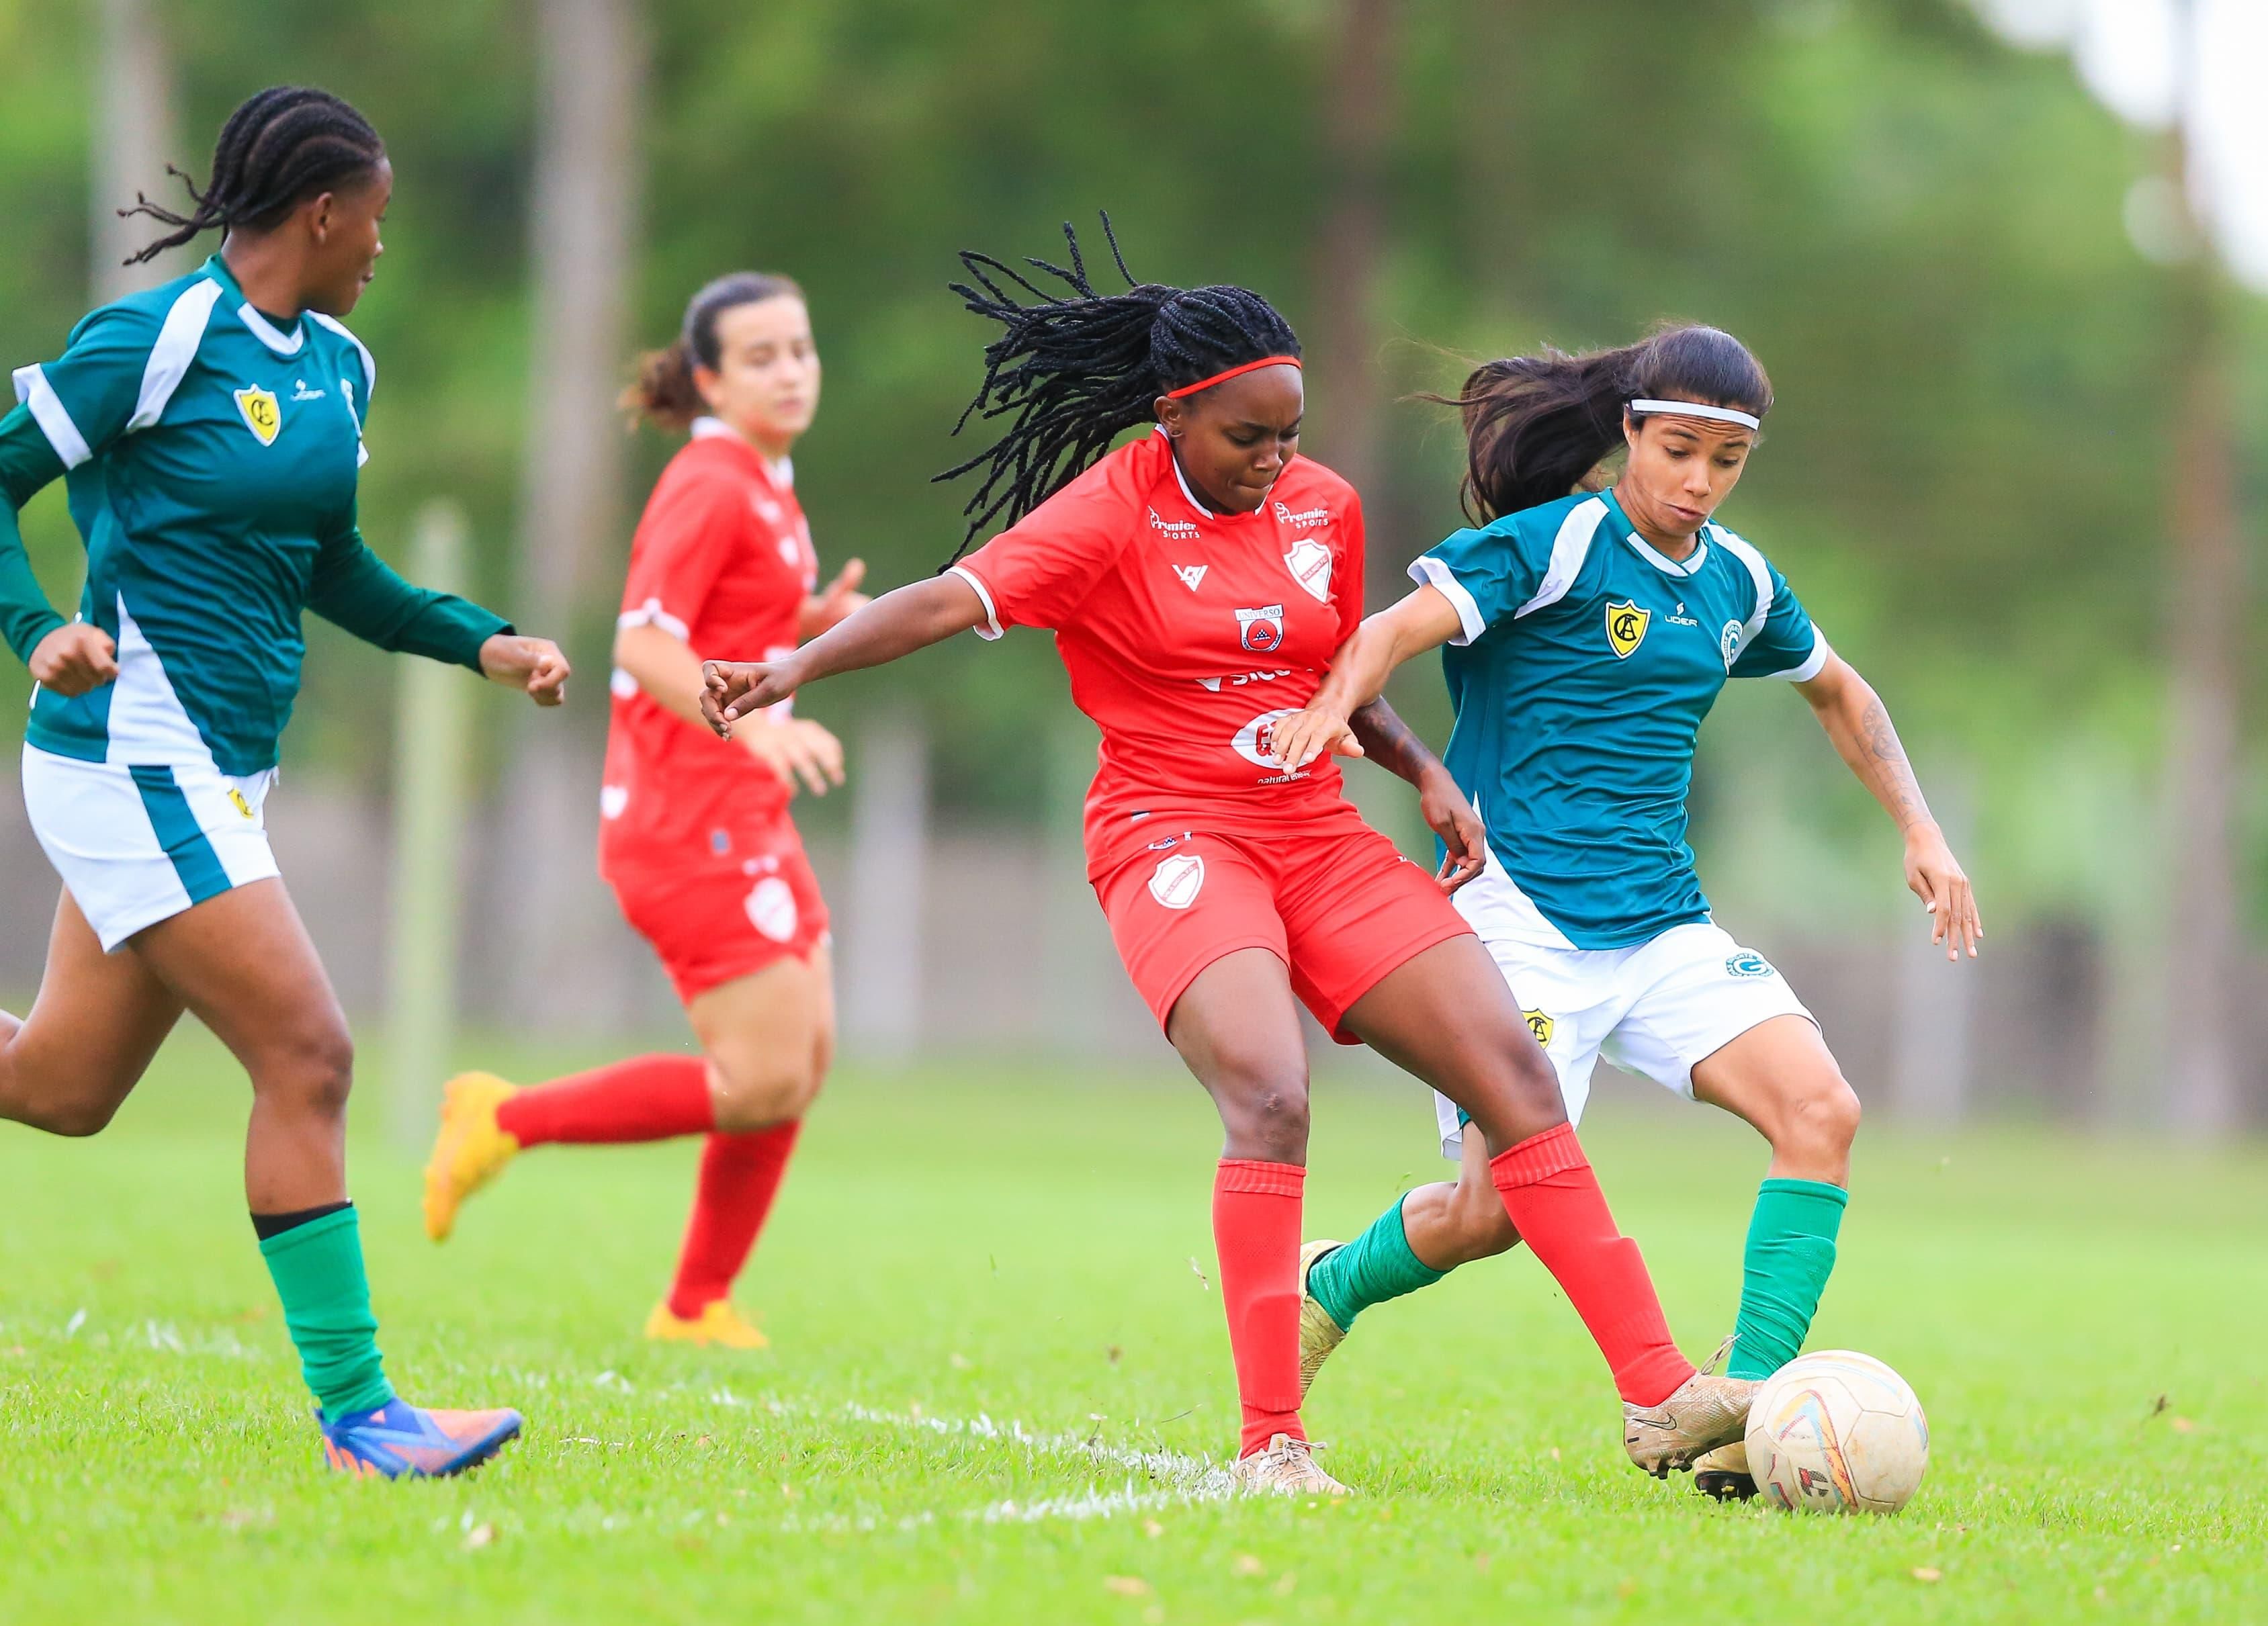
[1745,1350,1929,1514]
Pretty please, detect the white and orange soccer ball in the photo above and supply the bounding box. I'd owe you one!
[1744,1350,1929,1515]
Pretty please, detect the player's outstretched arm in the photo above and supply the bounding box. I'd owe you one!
[1347,698,1487,895]
[1796,651,1982,961]
[702,572,988,737]
[1271,584,1466,772]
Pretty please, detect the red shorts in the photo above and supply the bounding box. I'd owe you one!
[1094,821,1473,1043]
[606,821,830,1005]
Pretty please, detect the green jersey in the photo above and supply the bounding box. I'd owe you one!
[1,254,506,776]
[1410,489,1825,950]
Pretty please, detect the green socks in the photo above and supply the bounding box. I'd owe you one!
[1305,1194,1446,1333]
[257,1205,396,1418]
[1727,1177,1848,1380]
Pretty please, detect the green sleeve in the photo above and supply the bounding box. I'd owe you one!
[306,519,511,672]
[0,403,69,665]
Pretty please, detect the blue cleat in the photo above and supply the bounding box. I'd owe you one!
[318,1398,523,1479]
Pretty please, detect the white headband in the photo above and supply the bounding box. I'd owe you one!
[1629,399,1760,431]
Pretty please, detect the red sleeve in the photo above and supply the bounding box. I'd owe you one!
[1334,484,1368,647]
[617,465,753,643]
[949,450,1139,638]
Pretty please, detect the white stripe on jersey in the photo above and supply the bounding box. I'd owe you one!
[1515,496,1608,619]
[11,364,92,469]
[129,279,225,432]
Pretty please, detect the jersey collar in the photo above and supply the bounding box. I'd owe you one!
[200,254,308,357]
[691,415,793,488]
[1603,488,1709,578]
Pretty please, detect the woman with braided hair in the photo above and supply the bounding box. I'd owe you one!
[699,220,1753,1494]
[0,86,565,1476]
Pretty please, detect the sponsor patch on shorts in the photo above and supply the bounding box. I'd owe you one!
[1725,949,1776,979]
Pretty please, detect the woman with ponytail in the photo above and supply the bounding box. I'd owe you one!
[698,222,1755,1495]
[1271,324,1982,1501]
[425,275,865,1352]
[0,85,569,1478]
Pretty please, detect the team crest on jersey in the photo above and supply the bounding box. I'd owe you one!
[1282,539,1332,603]
[233,386,281,447]
[1149,852,1206,910]
[1719,619,1745,670]
[1235,604,1285,653]
[1522,1008,1555,1046]
[1605,598,1649,658]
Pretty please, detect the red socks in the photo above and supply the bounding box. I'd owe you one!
[1213,1159,1306,1457]
[495,1054,715,1147]
[1489,1123,1694,1407]
[668,1122,802,1318]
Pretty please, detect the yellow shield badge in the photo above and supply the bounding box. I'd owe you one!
[1522,1009,1555,1047]
[234,386,281,447]
[1605,598,1649,658]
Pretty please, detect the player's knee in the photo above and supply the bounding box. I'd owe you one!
[259,1025,355,1121]
[1212,1055,1310,1162]
[707,1044,816,1132]
[1782,1072,1862,1159]
[25,1093,122,1138]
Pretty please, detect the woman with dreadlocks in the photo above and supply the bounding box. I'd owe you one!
[0,86,564,1476]
[699,220,1752,1494]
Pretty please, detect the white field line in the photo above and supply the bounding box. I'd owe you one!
[694,1388,1240,1530]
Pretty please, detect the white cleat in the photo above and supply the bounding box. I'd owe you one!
[1231,1433,1352,1498]
[1297,1240,1348,1400]
[1624,1371,1757,1478]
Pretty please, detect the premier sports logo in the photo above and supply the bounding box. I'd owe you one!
[1148,506,1200,541]
[1174,563,1208,592]
[1148,852,1205,909]
[1606,599,1649,658]
[1282,539,1332,603]
[1235,605,1285,653]
[1272,500,1333,530]
[233,386,281,447]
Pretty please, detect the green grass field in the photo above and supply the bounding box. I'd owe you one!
[1,1030,2263,1624]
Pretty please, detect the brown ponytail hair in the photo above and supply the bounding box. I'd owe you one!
[621,271,805,431]
[1437,323,1772,523]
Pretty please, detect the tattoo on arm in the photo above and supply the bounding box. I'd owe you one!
[1348,697,1444,788]
[1855,694,1931,829]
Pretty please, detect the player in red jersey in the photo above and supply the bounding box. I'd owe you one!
[423,273,867,1347]
[699,222,1753,1493]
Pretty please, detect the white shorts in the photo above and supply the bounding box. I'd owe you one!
[1434,919,1815,1157]
[21,743,280,952]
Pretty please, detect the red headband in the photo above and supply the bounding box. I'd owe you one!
[1163,355,1303,399]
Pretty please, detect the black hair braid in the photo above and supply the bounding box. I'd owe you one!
[934,214,1301,564]
[120,85,385,267]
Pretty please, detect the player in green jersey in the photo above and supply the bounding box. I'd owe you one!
[0,87,568,1477]
[1268,324,1982,1499]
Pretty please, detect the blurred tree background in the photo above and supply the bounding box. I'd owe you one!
[0,0,2259,1107]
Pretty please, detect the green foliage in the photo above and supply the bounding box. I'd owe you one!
[0,0,2255,908]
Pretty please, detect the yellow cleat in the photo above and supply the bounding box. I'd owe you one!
[1297,1239,1348,1400]
[644,1299,770,1350]
[423,1072,523,1243]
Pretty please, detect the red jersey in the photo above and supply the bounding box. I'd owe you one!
[599,419,818,880]
[952,430,1367,880]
